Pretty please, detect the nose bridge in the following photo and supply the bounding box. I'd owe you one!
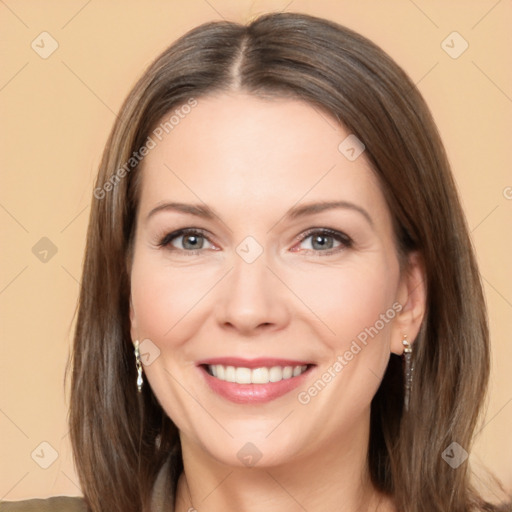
[215,236,289,332]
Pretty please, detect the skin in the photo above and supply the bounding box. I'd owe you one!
[129,92,426,512]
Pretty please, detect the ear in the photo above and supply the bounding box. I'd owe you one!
[129,294,138,343]
[390,251,427,355]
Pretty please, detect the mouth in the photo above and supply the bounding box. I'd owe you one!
[205,363,309,383]
[196,357,315,404]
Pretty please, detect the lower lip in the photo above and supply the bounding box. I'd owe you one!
[199,365,314,404]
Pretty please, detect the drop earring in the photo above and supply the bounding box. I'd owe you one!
[134,340,143,393]
[402,334,414,411]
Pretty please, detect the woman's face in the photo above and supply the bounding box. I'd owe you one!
[129,92,419,467]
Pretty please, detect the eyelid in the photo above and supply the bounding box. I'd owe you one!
[291,227,353,253]
[156,227,215,252]
[156,226,353,256]
[294,227,351,243]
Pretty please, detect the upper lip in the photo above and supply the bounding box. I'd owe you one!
[196,357,314,368]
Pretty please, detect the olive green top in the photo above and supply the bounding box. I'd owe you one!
[0,497,87,512]
[0,456,174,512]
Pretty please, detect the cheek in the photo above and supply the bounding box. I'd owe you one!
[130,254,214,344]
[290,258,400,432]
[129,254,208,431]
[285,256,399,348]
[130,261,170,340]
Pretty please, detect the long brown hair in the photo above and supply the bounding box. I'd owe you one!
[68,12,511,512]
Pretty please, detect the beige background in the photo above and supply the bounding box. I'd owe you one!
[0,0,511,501]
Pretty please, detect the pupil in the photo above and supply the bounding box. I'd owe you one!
[184,235,201,250]
[313,235,332,250]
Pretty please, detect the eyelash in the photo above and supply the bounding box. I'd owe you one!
[156,227,353,256]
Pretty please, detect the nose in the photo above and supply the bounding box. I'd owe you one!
[214,251,291,336]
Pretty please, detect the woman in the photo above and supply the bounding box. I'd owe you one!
[2,11,510,512]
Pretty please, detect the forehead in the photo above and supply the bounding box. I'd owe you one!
[137,92,388,224]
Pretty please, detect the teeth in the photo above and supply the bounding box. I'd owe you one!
[282,366,293,379]
[293,366,303,377]
[251,367,269,384]
[225,366,236,383]
[207,364,308,384]
[235,367,252,384]
[269,366,283,382]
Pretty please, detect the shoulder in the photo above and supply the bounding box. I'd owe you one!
[0,497,87,512]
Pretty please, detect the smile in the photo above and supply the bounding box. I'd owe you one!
[206,364,308,384]
[197,358,314,404]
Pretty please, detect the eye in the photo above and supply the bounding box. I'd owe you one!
[157,227,353,256]
[293,228,353,255]
[157,228,214,254]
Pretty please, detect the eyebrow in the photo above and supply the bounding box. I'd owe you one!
[145,200,374,227]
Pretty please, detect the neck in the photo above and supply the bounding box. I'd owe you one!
[174,409,394,512]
